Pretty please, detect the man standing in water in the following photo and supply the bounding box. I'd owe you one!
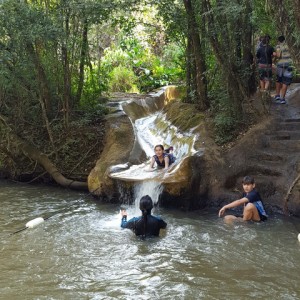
[218,176,268,223]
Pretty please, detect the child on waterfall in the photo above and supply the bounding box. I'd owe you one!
[120,195,167,237]
[149,145,176,170]
[218,176,268,224]
[165,146,176,165]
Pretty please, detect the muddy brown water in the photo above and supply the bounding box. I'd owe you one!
[1,181,300,299]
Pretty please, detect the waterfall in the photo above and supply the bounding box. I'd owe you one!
[110,111,196,182]
[109,87,197,208]
[133,181,163,211]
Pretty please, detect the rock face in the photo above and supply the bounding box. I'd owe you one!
[88,112,135,199]
[87,86,184,201]
[88,84,300,217]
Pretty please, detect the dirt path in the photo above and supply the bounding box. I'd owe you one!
[214,84,300,216]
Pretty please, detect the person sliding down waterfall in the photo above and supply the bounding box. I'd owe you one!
[120,195,167,237]
[165,146,176,165]
[149,144,176,170]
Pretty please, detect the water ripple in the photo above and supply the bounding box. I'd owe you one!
[1,182,300,299]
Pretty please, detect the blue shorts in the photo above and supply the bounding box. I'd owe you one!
[276,66,293,85]
[234,213,267,222]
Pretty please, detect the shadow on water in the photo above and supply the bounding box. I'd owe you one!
[1,181,300,299]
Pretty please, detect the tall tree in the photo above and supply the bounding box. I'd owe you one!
[183,0,208,109]
[0,0,141,186]
[203,0,255,117]
[266,0,300,70]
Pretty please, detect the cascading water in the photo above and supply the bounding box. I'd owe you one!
[133,181,163,211]
[110,111,197,182]
[109,90,198,207]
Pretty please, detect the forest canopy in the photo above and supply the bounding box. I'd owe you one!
[0,0,300,182]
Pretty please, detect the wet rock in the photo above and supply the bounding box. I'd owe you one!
[88,84,300,217]
[88,113,135,198]
[88,86,183,199]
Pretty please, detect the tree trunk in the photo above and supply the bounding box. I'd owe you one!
[26,42,52,114]
[185,36,192,103]
[0,115,88,191]
[242,0,256,96]
[203,0,247,117]
[183,0,208,110]
[76,18,89,105]
[38,96,57,157]
[62,10,72,128]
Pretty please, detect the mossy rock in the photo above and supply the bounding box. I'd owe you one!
[165,101,205,132]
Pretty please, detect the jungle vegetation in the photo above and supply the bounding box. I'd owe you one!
[0,0,300,186]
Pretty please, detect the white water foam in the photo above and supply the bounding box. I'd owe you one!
[110,112,197,182]
[135,112,196,161]
[110,94,199,208]
[133,181,163,213]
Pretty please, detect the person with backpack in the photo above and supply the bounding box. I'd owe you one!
[120,195,167,237]
[273,35,293,104]
[256,35,274,91]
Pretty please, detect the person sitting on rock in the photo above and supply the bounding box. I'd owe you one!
[218,176,268,223]
[149,144,175,170]
[120,195,167,237]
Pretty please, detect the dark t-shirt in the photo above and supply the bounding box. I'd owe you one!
[243,189,268,220]
[121,214,167,237]
[153,153,169,168]
[256,45,274,65]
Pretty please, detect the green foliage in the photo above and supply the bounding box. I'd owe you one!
[209,79,238,145]
[214,112,237,145]
[80,65,109,107]
[137,60,183,92]
[108,65,139,92]
[252,0,277,39]
[3,0,298,150]
[100,36,184,93]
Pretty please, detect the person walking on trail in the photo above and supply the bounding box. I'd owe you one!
[121,195,167,237]
[256,35,274,91]
[273,35,293,104]
[218,176,268,224]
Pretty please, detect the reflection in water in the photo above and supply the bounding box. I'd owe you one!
[0,182,300,299]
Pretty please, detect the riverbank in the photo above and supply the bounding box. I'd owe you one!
[0,116,106,185]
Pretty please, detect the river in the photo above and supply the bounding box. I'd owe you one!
[1,181,299,299]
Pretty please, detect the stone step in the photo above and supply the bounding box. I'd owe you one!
[270,132,291,140]
[267,139,300,151]
[269,131,300,141]
[284,118,300,123]
[249,152,284,162]
[278,122,300,131]
[250,163,282,177]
